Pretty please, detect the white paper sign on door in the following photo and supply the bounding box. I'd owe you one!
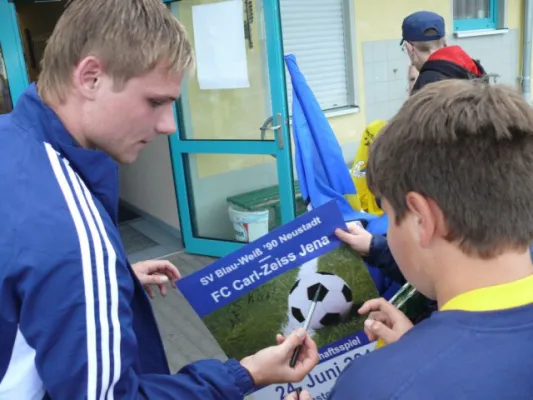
[192,0,250,90]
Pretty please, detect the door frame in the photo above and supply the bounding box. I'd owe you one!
[168,0,296,257]
[0,0,29,105]
[0,0,295,258]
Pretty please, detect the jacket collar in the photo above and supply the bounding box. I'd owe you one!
[13,84,120,225]
[440,273,533,312]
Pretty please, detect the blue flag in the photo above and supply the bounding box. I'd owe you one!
[285,54,374,224]
[285,54,399,298]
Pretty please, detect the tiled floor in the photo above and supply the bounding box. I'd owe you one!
[150,251,228,372]
[120,217,184,264]
[149,251,259,399]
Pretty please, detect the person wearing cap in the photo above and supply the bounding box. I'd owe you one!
[401,11,487,93]
[335,11,491,300]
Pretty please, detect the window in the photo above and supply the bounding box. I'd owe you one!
[453,0,503,31]
[280,0,357,113]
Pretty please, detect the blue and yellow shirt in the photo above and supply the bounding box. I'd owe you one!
[330,274,533,399]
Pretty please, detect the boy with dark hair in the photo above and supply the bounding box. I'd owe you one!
[337,11,490,288]
[329,80,533,399]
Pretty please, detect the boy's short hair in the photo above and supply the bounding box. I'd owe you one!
[39,0,194,104]
[367,79,533,258]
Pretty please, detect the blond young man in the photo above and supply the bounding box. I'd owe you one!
[330,81,533,399]
[0,1,318,399]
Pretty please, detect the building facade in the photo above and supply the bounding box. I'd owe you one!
[0,0,530,259]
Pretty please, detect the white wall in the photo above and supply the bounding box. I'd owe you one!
[119,136,180,231]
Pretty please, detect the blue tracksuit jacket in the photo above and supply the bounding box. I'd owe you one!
[329,303,533,399]
[0,84,253,399]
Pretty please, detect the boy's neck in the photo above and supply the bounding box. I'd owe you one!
[433,249,533,308]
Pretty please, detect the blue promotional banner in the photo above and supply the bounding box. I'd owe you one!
[177,201,384,399]
[178,200,346,318]
[176,55,412,400]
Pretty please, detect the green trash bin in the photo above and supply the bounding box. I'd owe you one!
[227,182,307,231]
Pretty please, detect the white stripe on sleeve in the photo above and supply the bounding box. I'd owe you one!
[44,143,98,399]
[76,173,121,400]
[64,160,111,400]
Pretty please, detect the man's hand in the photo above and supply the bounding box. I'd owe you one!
[285,389,312,400]
[132,260,181,298]
[335,222,373,256]
[240,328,319,386]
[359,298,414,344]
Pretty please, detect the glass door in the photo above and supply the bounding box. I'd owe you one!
[168,0,296,257]
[0,0,29,112]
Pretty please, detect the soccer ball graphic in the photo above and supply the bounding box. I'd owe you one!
[288,272,353,330]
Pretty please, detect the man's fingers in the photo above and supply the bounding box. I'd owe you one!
[276,334,286,345]
[161,260,181,280]
[291,335,319,380]
[368,310,390,326]
[358,297,387,314]
[364,311,389,341]
[280,328,306,352]
[285,390,312,400]
[145,285,155,299]
[358,297,398,316]
[159,283,167,297]
[159,260,181,280]
[141,274,169,286]
[298,335,319,366]
[334,228,356,244]
[284,392,299,400]
[345,221,366,234]
[143,260,181,280]
[364,319,398,344]
[280,329,318,380]
[364,325,377,342]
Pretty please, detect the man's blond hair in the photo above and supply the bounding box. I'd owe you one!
[39,0,194,104]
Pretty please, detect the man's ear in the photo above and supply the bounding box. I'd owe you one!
[405,192,440,248]
[73,56,104,100]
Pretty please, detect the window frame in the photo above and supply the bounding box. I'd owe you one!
[342,0,360,114]
[453,0,504,32]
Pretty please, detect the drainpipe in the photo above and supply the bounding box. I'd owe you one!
[522,0,533,101]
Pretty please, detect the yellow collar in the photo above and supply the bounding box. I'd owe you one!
[376,274,533,350]
[440,274,533,312]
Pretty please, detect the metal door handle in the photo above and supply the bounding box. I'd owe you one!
[259,116,280,138]
[259,113,284,152]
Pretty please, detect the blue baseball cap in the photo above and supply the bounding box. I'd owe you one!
[401,11,445,45]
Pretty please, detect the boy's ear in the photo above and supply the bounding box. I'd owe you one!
[405,192,444,247]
